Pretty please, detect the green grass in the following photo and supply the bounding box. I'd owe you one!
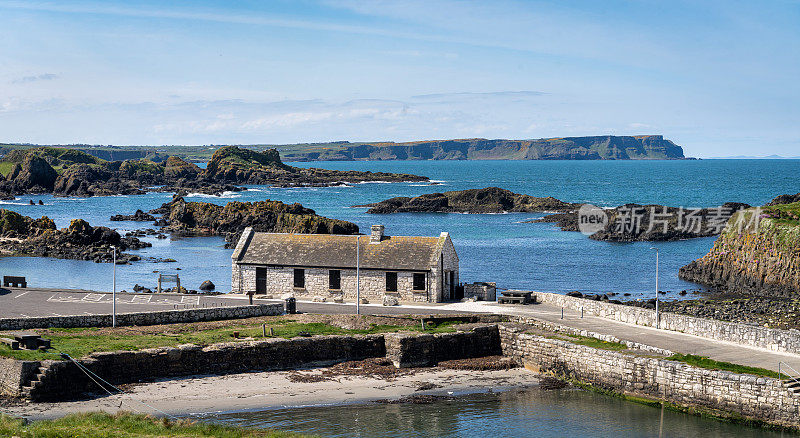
[0,412,310,437]
[0,161,15,177]
[765,202,800,227]
[666,353,783,379]
[0,319,464,361]
[560,334,628,351]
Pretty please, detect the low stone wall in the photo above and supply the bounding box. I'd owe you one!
[16,325,498,401]
[534,291,800,355]
[385,325,500,368]
[0,304,284,330]
[29,334,386,401]
[0,357,39,397]
[499,324,800,429]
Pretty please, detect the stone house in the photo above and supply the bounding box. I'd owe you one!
[231,225,459,303]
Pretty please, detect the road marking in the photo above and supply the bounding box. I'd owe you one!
[13,291,29,298]
[83,294,105,302]
[181,296,200,305]
[131,295,152,304]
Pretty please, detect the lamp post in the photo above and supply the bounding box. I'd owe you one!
[111,245,117,328]
[650,246,659,329]
[356,235,361,315]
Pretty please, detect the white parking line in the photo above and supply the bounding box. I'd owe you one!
[181,296,200,305]
[83,293,105,302]
[13,291,29,298]
[131,295,152,304]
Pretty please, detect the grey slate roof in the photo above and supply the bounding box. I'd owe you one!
[233,229,447,271]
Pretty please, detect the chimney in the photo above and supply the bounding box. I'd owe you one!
[370,225,385,243]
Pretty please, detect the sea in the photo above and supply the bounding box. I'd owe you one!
[201,386,786,438]
[1,159,799,301]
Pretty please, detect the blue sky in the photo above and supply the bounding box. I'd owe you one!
[1,0,798,157]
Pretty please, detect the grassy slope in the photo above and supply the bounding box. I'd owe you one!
[0,412,309,438]
[0,161,13,177]
[0,319,463,361]
[666,353,783,379]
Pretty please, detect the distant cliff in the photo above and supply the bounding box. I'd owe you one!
[281,135,686,161]
[679,195,800,297]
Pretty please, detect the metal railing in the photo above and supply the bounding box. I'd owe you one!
[778,361,800,386]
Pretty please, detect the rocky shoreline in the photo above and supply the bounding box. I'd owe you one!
[0,209,149,263]
[0,146,427,199]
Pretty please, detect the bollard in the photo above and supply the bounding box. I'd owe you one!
[262,323,267,337]
[561,307,564,319]
[421,318,426,331]
[270,327,274,336]
[581,307,584,318]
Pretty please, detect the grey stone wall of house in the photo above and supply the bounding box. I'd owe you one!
[535,291,800,355]
[385,325,501,368]
[0,304,284,330]
[246,266,432,303]
[499,324,800,429]
[0,357,39,397]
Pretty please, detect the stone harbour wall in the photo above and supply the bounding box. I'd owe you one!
[28,334,387,401]
[499,324,800,429]
[10,325,497,401]
[534,291,800,355]
[0,357,39,397]
[0,304,284,330]
[385,325,501,368]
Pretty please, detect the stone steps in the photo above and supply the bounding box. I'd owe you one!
[782,378,800,395]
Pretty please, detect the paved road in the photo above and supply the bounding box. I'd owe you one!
[0,288,466,318]
[443,300,800,373]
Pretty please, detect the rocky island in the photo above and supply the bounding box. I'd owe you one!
[537,202,751,241]
[0,209,149,263]
[282,135,686,161]
[0,146,427,199]
[354,187,578,214]
[679,194,800,297]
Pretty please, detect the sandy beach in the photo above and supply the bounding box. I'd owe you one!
[3,365,538,421]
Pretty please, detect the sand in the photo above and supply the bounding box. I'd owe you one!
[3,367,538,420]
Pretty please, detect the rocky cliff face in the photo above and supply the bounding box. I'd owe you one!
[355,187,577,214]
[283,135,686,161]
[679,197,800,297]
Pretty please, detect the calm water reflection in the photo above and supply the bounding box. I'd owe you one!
[202,388,786,438]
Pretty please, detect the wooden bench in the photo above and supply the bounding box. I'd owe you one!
[5,332,50,350]
[3,276,27,288]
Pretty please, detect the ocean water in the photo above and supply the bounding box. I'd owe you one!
[202,387,784,438]
[1,159,798,299]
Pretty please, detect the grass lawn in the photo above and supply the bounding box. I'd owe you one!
[0,412,310,438]
[557,333,628,351]
[666,353,784,379]
[0,317,465,361]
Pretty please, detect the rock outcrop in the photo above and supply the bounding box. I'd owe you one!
[355,187,578,214]
[535,202,751,241]
[153,195,359,246]
[0,209,149,263]
[0,146,427,198]
[679,196,800,297]
[282,135,687,161]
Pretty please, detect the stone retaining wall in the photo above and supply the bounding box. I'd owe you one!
[499,324,800,429]
[28,334,387,401]
[0,357,38,397]
[384,325,500,368]
[0,304,284,330]
[534,291,800,355]
[9,325,497,401]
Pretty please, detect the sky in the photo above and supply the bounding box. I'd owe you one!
[1,0,799,157]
